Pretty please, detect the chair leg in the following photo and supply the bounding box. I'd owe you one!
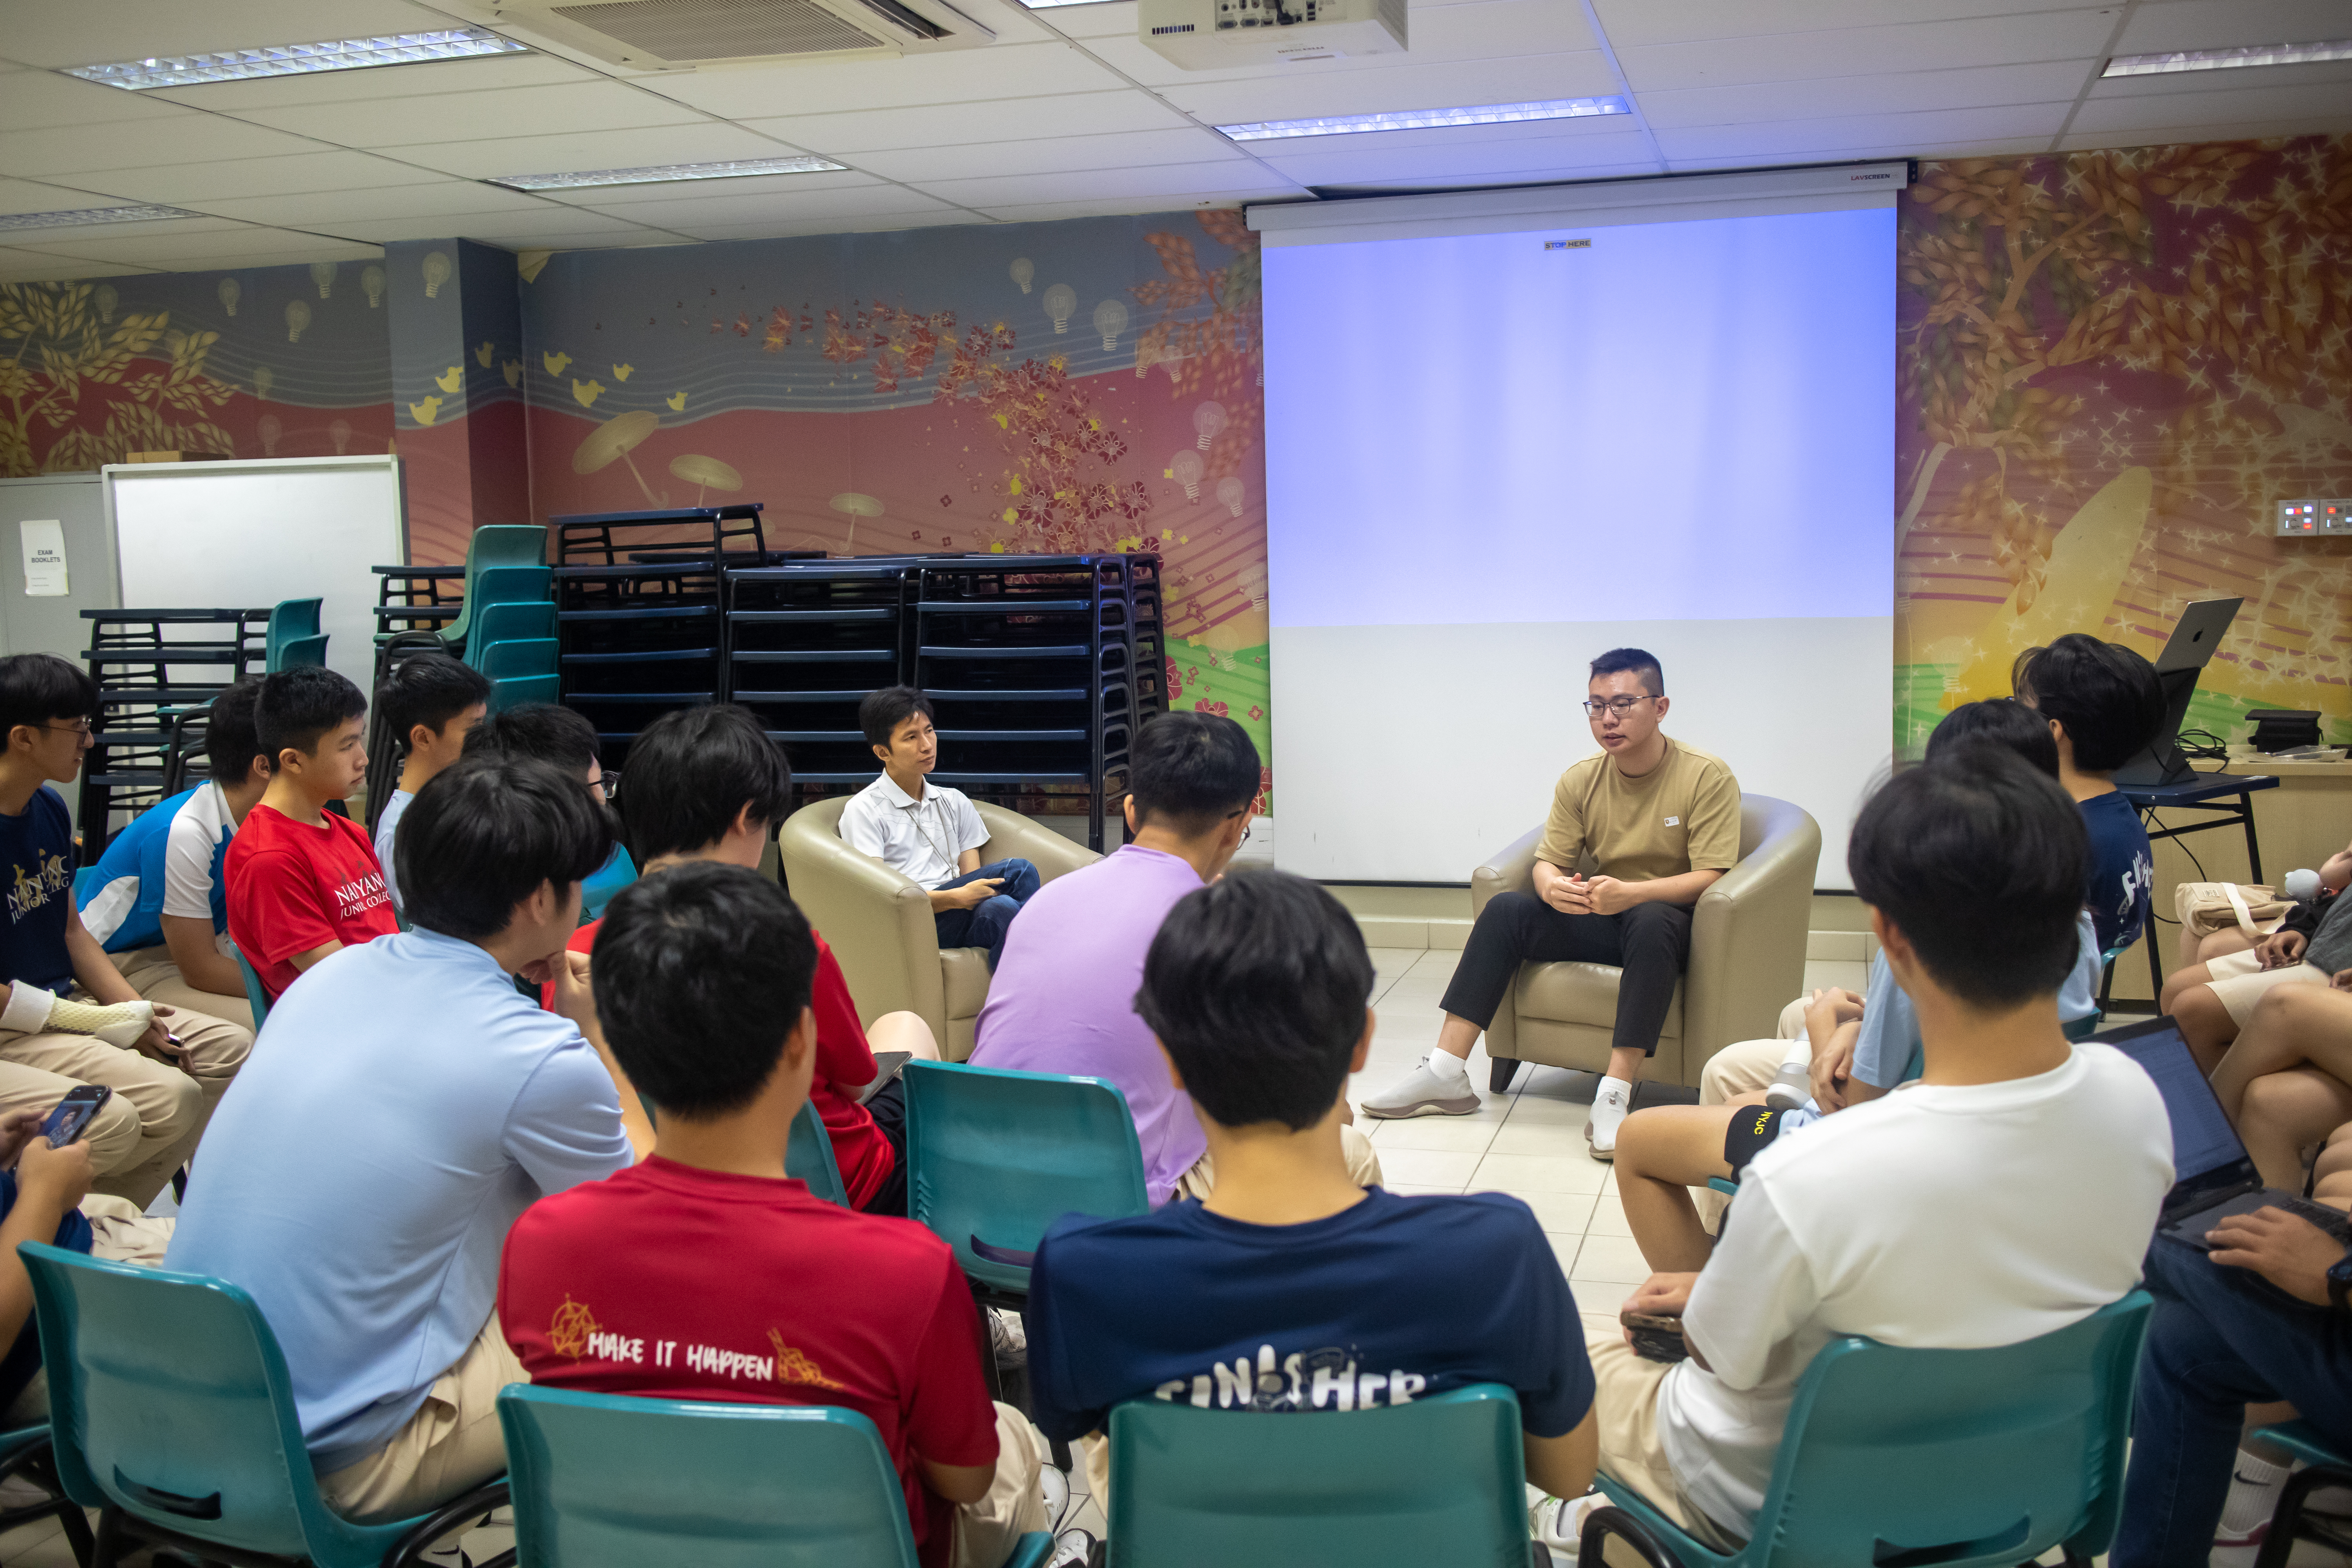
[1490,1058,1522,1093]
[2254,1464,2352,1568]
[56,1499,94,1568]
[89,1506,124,1568]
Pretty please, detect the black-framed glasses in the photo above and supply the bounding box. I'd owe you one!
[42,721,93,739]
[1581,697,1656,718]
[595,770,621,801]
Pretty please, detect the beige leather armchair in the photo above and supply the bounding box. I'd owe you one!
[777,795,1100,1060]
[1479,793,1820,1090]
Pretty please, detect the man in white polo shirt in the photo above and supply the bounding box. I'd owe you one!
[840,687,1040,971]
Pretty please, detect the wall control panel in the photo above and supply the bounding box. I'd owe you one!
[2277,499,2352,535]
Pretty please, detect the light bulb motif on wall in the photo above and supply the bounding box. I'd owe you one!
[257,414,283,456]
[1042,283,1076,334]
[422,251,452,299]
[309,262,336,298]
[285,299,311,343]
[1216,475,1245,518]
[1171,450,1204,502]
[251,365,273,402]
[1009,258,1034,295]
[329,418,352,455]
[217,277,240,317]
[1093,299,1129,352]
[362,265,386,308]
[94,285,117,324]
[1192,399,1227,451]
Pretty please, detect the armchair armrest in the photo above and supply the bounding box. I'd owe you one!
[1681,796,1820,1061]
[777,800,946,1033]
[1471,826,1545,920]
[973,802,1101,885]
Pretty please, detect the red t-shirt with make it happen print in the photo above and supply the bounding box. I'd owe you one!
[498,1156,999,1567]
[224,804,399,1000]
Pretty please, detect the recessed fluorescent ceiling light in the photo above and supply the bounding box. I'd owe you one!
[1219,96,1630,141]
[487,156,848,191]
[0,204,194,231]
[2103,38,2352,76]
[63,28,527,90]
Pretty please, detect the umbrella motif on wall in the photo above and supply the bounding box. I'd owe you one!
[574,410,663,505]
[670,454,742,506]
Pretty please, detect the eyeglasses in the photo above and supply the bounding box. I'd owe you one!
[42,722,93,739]
[1581,697,1657,718]
[595,770,621,801]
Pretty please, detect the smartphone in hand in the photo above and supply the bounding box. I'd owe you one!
[1622,1310,1689,1364]
[40,1084,111,1148]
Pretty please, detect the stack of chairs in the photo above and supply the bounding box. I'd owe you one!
[368,524,549,684]
[724,561,915,791]
[75,607,269,864]
[1127,554,1167,726]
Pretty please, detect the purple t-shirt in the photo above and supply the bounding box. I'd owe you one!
[970,846,1208,1205]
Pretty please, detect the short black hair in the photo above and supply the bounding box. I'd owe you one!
[1128,711,1260,835]
[377,653,491,754]
[1137,870,1372,1131]
[592,861,818,1119]
[1848,747,2086,1009]
[618,703,791,863]
[1924,698,2059,779]
[203,679,267,783]
[2010,633,2165,773]
[398,753,613,941]
[1590,647,1663,696]
[465,702,599,776]
[0,653,97,735]
[256,666,366,759]
[859,686,934,749]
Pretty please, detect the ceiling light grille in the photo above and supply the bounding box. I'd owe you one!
[550,0,883,57]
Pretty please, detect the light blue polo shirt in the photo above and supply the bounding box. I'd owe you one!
[165,927,631,1470]
[1849,909,2102,1091]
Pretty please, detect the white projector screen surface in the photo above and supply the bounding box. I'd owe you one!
[1265,203,1893,886]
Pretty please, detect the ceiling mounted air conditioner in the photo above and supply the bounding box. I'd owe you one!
[455,0,995,68]
[1140,0,1403,70]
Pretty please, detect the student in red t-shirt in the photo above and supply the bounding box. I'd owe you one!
[544,704,940,1215]
[500,862,1062,1568]
[225,668,398,1003]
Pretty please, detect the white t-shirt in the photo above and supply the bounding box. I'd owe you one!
[1660,1042,2173,1537]
[838,773,987,889]
[374,789,414,917]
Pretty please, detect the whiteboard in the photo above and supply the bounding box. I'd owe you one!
[103,456,404,699]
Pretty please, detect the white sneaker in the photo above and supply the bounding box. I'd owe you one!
[1040,1463,1071,1533]
[1583,1085,1629,1161]
[1763,1061,1812,1112]
[1359,1055,1481,1120]
[1047,1527,1099,1567]
[990,1308,1028,1368]
[1530,1490,1604,1558]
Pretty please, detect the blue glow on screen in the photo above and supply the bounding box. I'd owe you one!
[1264,207,1897,628]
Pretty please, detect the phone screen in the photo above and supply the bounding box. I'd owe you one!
[40,1086,110,1149]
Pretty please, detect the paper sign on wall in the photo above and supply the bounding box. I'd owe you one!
[19,521,67,597]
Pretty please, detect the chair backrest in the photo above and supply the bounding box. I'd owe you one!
[232,945,271,1023]
[18,1242,415,1567]
[439,526,550,647]
[788,1098,848,1206]
[1683,792,1821,1058]
[271,632,329,671]
[498,1385,921,1568]
[467,601,559,666]
[579,844,637,922]
[470,566,553,612]
[1740,1292,2153,1568]
[902,1060,1148,1293]
[489,673,562,714]
[481,637,561,681]
[1107,1383,1532,1567]
[265,598,322,668]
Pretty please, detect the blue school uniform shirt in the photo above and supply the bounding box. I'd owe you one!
[78,784,235,954]
[2079,790,2153,954]
[1847,910,2102,1093]
[0,786,80,993]
[1024,1190,1594,1443]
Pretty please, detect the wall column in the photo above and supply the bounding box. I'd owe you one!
[385,238,529,564]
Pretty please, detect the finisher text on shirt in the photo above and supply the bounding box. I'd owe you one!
[1156,1341,1430,1412]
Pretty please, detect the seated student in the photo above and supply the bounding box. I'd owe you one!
[545,703,940,1217]
[2165,871,2352,1073]
[840,687,1040,972]
[80,677,270,1030]
[2013,633,2163,954]
[973,711,1381,1204]
[1361,648,1741,1160]
[2174,833,2352,974]
[169,755,649,1523]
[463,702,632,908]
[370,653,490,918]
[502,862,1058,1568]
[2205,985,2352,1188]
[0,654,251,1207]
[224,667,398,1004]
[1536,748,2173,1550]
[2112,1129,2351,1568]
[1025,871,1599,1512]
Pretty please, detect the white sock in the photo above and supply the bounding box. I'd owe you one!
[2219,1449,2292,1535]
[1592,1074,1633,1131]
[1425,1049,1469,1082]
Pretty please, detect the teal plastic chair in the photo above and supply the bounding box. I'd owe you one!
[497,1385,1050,1568]
[232,945,271,1025]
[465,602,559,670]
[1107,1383,1542,1567]
[488,675,561,714]
[902,1060,1148,1297]
[463,566,553,618]
[788,1098,848,1207]
[481,638,559,681]
[579,844,636,923]
[265,599,321,670]
[1578,1292,2154,1568]
[272,633,329,671]
[437,526,549,652]
[0,1423,94,1563]
[2249,1421,2352,1568]
[16,1241,505,1568]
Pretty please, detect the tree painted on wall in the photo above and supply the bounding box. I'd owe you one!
[0,282,238,476]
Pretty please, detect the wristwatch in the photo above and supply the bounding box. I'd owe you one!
[2329,1250,2352,1315]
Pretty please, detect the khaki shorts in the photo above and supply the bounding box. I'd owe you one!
[1584,1328,1744,1552]
[2203,950,2330,1026]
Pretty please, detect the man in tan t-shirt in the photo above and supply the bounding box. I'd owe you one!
[1361,648,1741,1158]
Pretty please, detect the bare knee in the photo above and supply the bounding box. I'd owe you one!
[2159,964,2212,1013]
[2173,985,2236,1063]
[867,1010,940,1062]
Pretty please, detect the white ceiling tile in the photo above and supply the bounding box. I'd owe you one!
[627,43,1126,118]
[738,89,1190,154]
[0,71,198,133]
[174,181,566,225]
[142,52,606,110]
[1,214,254,250]
[1637,59,2098,127]
[0,114,328,177]
[1655,101,2074,160]
[1098,0,1605,87]
[0,178,132,218]
[1041,1,1141,41]
[1244,110,1651,156]
[854,126,1245,181]
[1615,9,2120,93]
[910,159,1304,205]
[1,0,457,68]
[2112,0,2352,55]
[1595,0,2119,49]
[972,194,1266,222]
[49,150,455,203]
[676,210,971,238]
[2056,114,2352,149]
[386,122,806,179]
[316,205,679,241]
[2085,57,2352,98]
[561,182,953,228]
[0,248,161,281]
[1258,132,1661,185]
[547,168,892,208]
[2069,78,2352,131]
[227,80,708,147]
[1158,53,1622,122]
[10,225,378,263]
[1669,134,2060,170]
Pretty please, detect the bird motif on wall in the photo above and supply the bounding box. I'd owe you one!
[612,363,634,381]
[573,378,605,407]
[474,341,495,368]
[544,350,572,374]
[502,360,522,388]
[665,391,687,411]
[433,365,464,394]
[408,396,443,425]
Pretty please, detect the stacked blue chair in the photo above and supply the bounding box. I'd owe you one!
[265,599,322,671]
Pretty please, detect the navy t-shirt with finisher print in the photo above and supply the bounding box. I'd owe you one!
[2080,790,2154,954]
[0,786,82,993]
[1025,1188,1595,1442]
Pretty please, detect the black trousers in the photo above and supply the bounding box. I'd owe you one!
[1439,891,1693,1060]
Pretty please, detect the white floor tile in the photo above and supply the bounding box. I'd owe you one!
[1487,1189,1597,1234]
[1365,947,1423,973]
[1406,949,1461,978]
[1383,1183,1464,1195]
[1368,1116,1501,1153]
[1488,1121,1584,1157]
[0,1519,61,1560]
[1584,1189,1635,1236]
[1571,1234,1653,1283]
[5,1530,80,1568]
[1803,960,1869,994]
[1502,1094,1593,1127]
[1370,1148,1481,1189]
[1067,1495,1108,1543]
[1570,1276,1634,1316]
[1471,1151,1609,1195]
